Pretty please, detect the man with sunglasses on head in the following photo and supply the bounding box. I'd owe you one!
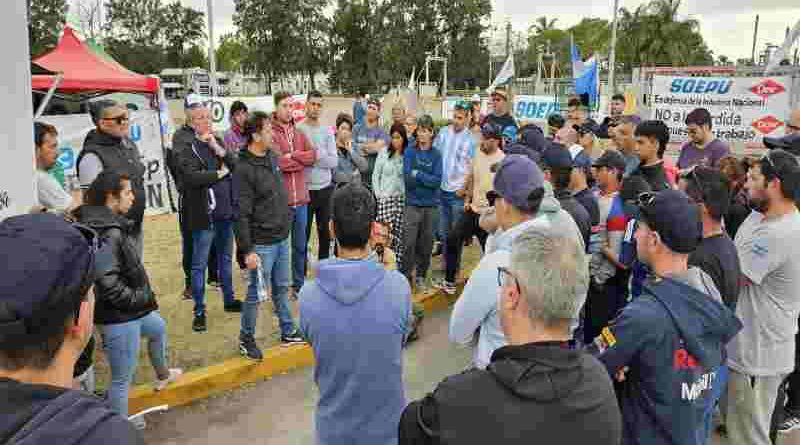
[0,214,142,444]
[762,108,800,158]
[78,100,147,256]
[592,189,741,445]
[726,149,800,444]
[484,86,518,145]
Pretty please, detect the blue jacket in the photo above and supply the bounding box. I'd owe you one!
[299,258,411,445]
[403,144,443,207]
[595,273,742,445]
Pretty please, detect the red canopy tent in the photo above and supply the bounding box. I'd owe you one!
[31,27,159,94]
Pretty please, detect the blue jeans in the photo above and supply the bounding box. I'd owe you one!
[242,238,296,339]
[100,312,168,417]
[290,205,308,290]
[439,191,465,262]
[699,364,728,444]
[191,221,235,316]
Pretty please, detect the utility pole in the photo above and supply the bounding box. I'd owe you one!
[505,21,512,60]
[751,15,759,64]
[607,0,620,99]
[206,0,218,97]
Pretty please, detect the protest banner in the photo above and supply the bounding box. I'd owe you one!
[514,95,560,124]
[650,75,793,148]
[39,111,171,215]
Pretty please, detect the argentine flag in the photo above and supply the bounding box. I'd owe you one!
[486,54,515,93]
[571,37,599,106]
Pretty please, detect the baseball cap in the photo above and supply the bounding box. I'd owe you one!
[575,122,599,136]
[637,190,702,254]
[367,97,381,108]
[184,94,206,110]
[491,86,510,101]
[471,94,481,103]
[593,149,627,172]
[0,214,107,347]
[493,154,545,212]
[620,115,642,126]
[573,150,593,173]
[763,133,800,155]
[542,145,574,170]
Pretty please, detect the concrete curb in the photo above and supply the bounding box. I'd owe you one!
[128,286,463,414]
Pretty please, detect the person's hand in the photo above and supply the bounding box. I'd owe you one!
[245,253,259,271]
[28,206,47,214]
[343,140,353,152]
[615,366,629,382]
[464,200,471,211]
[217,163,230,179]
[455,188,467,198]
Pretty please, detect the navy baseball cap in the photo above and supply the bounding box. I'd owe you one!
[593,150,627,172]
[542,145,574,170]
[493,154,545,213]
[0,214,107,347]
[573,151,593,173]
[637,190,702,254]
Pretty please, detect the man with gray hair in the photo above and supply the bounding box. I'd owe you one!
[78,100,146,253]
[400,225,621,445]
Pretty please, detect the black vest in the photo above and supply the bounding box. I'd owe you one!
[78,130,147,233]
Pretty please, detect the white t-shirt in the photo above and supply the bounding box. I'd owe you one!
[36,170,72,213]
[728,209,800,376]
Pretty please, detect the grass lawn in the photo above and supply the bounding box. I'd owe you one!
[92,213,483,389]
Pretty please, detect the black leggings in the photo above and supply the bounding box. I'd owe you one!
[444,210,488,283]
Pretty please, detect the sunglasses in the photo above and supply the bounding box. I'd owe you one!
[637,191,656,208]
[787,123,800,132]
[102,115,129,125]
[497,266,521,293]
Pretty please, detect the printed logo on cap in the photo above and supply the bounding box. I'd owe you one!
[749,79,786,100]
[751,115,784,135]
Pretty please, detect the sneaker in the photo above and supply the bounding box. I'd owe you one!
[207,279,220,288]
[779,412,800,433]
[182,287,192,300]
[239,335,263,361]
[224,300,243,313]
[281,329,306,345]
[154,368,183,392]
[192,313,207,332]
[130,415,146,430]
[415,278,430,294]
[432,242,442,257]
[434,279,457,295]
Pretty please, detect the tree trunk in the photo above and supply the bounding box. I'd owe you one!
[309,69,316,91]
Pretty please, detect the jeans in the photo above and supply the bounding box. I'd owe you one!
[191,220,235,316]
[242,238,296,339]
[445,210,488,283]
[699,364,728,444]
[439,191,465,255]
[99,312,168,417]
[401,206,436,282]
[180,214,216,289]
[306,186,334,262]
[290,205,309,290]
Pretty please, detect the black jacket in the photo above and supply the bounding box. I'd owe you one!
[399,342,621,445]
[76,206,157,325]
[78,130,146,234]
[174,132,237,231]
[0,378,143,444]
[556,189,592,251]
[632,162,671,192]
[167,125,196,194]
[234,149,291,254]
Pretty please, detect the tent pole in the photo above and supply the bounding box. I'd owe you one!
[34,73,63,119]
[154,90,177,213]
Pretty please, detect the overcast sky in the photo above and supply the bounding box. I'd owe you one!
[75,0,800,61]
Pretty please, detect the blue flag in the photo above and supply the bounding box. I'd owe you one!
[571,39,599,106]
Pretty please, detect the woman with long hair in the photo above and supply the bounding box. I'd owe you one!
[75,171,181,427]
[373,123,408,267]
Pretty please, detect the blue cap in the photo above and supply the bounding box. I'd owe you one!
[542,145,574,170]
[493,155,545,212]
[0,214,104,347]
[638,190,702,254]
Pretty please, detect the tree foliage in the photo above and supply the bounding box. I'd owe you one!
[216,34,249,73]
[28,0,69,56]
[103,0,206,73]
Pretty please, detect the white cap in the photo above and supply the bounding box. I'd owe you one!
[471,94,481,102]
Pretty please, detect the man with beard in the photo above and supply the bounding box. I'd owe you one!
[726,149,800,445]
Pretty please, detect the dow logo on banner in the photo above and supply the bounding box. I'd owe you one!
[751,115,784,135]
[749,79,786,100]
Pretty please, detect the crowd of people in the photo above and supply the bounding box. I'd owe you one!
[3,85,800,445]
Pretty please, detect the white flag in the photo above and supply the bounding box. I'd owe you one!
[487,54,515,93]
[408,66,416,90]
[765,20,800,75]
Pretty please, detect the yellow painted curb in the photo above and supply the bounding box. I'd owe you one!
[129,281,467,414]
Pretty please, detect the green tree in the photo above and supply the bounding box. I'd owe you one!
[161,1,206,67]
[330,0,378,92]
[28,0,69,56]
[531,16,558,34]
[569,18,610,60]
[216,33,248,72]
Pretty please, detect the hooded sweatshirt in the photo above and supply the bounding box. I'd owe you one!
[403,143,443,207]
[271,116,317,207]
[596,269,742,445]
[0,378,142,444]
[450,186,587,369]
[399,343,622,445]
[299,258,411,445]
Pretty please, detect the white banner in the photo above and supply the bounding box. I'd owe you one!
[650,75,793,147]
[189,94,307,135]
[514,95,561,124]
[39,111,171,215]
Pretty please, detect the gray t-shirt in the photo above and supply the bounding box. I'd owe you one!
[78,153,104,189]
[36,170,73,213]
[728,209,800,376]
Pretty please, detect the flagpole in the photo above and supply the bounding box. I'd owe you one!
[607,0,620,100]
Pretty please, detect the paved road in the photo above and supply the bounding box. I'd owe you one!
[142,308,471,444]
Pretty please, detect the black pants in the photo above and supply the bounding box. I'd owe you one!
[782,316,800,412]
[306,185,334,261]
[444,210,488,283]
[583,271,629,345]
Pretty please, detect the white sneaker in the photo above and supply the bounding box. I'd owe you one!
[154,368,183,392]
[130,415,146,430]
